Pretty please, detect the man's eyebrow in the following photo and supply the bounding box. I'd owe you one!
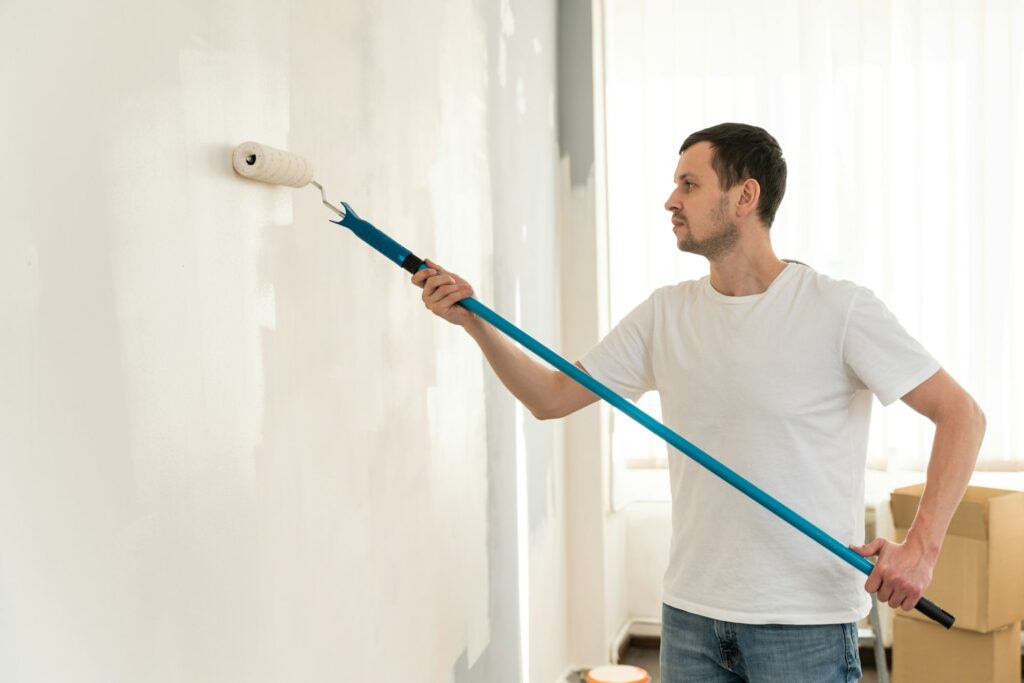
[676,172,699,182]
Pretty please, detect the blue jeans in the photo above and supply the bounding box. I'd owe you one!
[660,603,862,682]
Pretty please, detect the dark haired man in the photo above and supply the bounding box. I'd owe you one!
[411,123,985,682]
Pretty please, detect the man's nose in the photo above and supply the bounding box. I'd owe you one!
[665,190,680,213]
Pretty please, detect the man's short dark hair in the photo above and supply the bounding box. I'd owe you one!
[679,123,787,227]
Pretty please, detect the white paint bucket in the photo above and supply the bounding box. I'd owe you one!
[585,664,650,683]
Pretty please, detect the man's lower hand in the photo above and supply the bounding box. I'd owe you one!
[850,537,937,611]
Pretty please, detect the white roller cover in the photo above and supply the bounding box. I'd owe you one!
[231,141,314,188]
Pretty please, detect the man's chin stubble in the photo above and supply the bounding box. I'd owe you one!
[677,228,739,260]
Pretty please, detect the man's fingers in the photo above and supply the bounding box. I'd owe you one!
[442,290,469,307]
[893,582,922,611]
[428,283,463,304]
[416,259,474,319]
[425,258,448,275]
[859,538,885,556]
[428,274,459,294]
[424,259,465,284]
[415,259,446,290]
[441,286,472,305]
[423,280,453,302]
[864,560,886,593]
[412,268,437,288]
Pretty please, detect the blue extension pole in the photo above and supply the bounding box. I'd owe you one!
[332,201,955,629]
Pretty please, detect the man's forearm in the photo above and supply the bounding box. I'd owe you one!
[462,317,558,418]
[906,400,986,560]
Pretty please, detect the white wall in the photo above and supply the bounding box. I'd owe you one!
[0,1,566,681]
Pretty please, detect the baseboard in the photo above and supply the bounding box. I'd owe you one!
[612,618,661,663]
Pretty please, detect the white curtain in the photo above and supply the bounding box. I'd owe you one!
[602,0,1024,478]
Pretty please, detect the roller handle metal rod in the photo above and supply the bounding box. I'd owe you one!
[331,201,956,630]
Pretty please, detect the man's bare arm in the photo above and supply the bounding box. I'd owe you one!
[851,367,986,610]
[899,368,986,558]
[412,258,599,420]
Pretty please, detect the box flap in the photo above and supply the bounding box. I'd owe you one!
[890,484,1020,540]
[890,484,927,530]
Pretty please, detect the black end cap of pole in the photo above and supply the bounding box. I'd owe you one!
[914,596,955,629]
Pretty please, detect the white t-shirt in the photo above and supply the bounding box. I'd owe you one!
[579,262,940,625]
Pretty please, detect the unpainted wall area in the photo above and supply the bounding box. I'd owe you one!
[0,1,563,681]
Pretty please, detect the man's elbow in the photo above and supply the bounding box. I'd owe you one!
[530,405,562,421]
[971,397,987,436]
[530,370,577,421]
[948,394,987,447]
[938,390,986,431]
[532,395,583,420]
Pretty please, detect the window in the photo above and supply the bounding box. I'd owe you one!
[602,0,1024,508]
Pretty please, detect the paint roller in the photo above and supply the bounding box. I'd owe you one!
[230,141,957,629]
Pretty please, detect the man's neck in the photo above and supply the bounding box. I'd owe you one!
[707,243,787,297]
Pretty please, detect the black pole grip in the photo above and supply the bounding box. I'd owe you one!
[914,596,955,629]
[400,252,424,275]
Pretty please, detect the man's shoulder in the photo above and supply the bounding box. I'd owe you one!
[783,262,876,325]
[787,261,865,302]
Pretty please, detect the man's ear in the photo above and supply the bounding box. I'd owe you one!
[735,178,761,220]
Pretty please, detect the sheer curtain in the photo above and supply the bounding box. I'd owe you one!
[601,0,1024,495]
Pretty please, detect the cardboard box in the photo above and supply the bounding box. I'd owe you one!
[892,615,1021,683]
[890,484,1024,632]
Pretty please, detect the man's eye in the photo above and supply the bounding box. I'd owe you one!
[685,182,696,190]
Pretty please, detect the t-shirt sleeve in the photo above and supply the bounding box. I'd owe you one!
[842,288,941,406]
[577,290,657,402]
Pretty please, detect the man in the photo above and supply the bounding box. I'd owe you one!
[410,123,985,682]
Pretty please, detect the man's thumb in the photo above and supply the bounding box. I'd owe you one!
[851,538,885,557]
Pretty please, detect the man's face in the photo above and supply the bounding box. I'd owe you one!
[664,141,738,260]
